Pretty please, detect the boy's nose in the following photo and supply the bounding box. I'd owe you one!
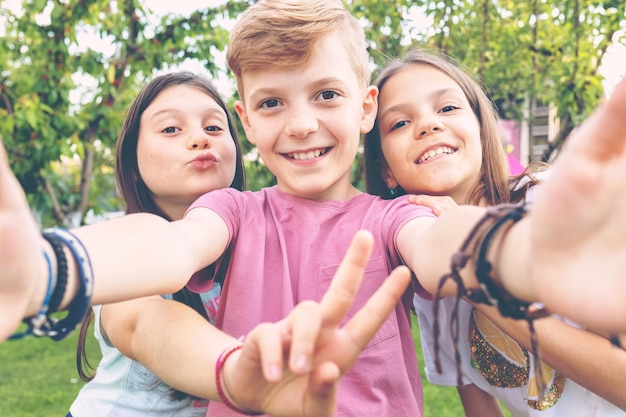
[286,111,319,138]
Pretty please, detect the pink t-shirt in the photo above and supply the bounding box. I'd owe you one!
[186,186,434,417]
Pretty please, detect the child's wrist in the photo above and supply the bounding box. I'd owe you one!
[26,241,54,317]
[215,344,263,415]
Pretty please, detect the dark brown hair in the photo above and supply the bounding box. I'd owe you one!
[76,72,245,388]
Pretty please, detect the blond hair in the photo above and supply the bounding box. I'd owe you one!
[226,0,371,96]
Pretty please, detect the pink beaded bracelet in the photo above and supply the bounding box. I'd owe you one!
[215,344,263,415]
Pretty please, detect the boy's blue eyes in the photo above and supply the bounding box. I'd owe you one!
[320,90,337,100]
[260,99,279,109]
[259,91,338,108]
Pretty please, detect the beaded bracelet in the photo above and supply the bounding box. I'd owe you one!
[9,251,56,340]
[41,230,68,314]
[215,344,263,415]
[43,227,94,341]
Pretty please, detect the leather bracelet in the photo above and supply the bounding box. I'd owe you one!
[468,204,548,320]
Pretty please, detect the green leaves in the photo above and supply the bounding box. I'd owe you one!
[1,0,623,225]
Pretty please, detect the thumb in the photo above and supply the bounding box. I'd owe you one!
[305,362,340,417]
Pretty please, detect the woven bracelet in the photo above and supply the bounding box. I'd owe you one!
[461,204,548,320]
[9,251,56,340]
[215,344,263,415]
[41,230,68,314]
[42,227,94,341]
[432,203,549,389]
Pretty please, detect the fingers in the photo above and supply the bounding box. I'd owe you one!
[319,230,373,327]
[342,265,411,349]
[408,194,457,216]
[246,322,286,382]
[304,362,340,417]
[566,75,626,162]
[286,301,322,374]
[0,140,28,212]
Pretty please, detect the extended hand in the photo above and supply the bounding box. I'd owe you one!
[0,140,46,341]
[531,76,626,333]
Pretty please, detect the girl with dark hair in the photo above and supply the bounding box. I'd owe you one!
[69,71,245,417]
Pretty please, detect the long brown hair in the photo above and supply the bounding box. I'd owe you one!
[76,72,245,383]
[365,49,519,205]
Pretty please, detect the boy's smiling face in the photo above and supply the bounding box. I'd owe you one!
[235,33,378,201]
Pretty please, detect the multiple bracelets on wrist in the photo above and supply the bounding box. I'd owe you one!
[431,203,549,387]
[10,227,93,341]
[215,344,263,415]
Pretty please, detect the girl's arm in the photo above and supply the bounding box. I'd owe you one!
[72,207,229,306]
[457,383,506,417]
[95,231,412,417]
[475,304,626,410]
[101,295,237,399]
[398,76,626,334]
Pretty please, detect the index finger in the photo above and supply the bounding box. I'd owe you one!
[319,230,374,328]
[566,76,626,162]
[342,265,411,349]
[0,140,27,211]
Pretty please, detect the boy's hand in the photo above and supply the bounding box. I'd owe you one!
[223,230,411,417]
[531,76,626,333]
[408,194,457,216]
[0,140,46,341]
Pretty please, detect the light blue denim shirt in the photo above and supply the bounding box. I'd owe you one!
[69,284,221,417]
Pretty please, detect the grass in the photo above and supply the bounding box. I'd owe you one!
[0,321,100,417]
[0,314,485,416]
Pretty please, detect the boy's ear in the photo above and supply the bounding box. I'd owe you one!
[234,100,256,145]
[360,86,379,134]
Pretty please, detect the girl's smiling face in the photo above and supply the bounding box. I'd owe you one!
[377,64,483,204]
